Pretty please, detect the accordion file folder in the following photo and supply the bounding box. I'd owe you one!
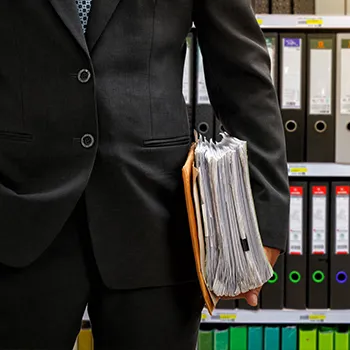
[182,142,219,314]
[182,143,220,314]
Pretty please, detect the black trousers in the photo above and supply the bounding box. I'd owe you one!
[0,197,203,350]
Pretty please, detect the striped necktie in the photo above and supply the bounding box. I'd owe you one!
[75,0,92,33]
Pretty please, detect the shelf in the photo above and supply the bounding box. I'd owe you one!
[201,309,350,324]
[255,15,350,29]
[83,308,350,324]
[288,163,350,177]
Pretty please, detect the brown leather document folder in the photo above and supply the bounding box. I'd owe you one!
[182,143,219,315]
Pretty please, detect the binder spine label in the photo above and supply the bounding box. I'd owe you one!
[309,39,333,115]
[340,39,350,115]
[197,47,210,105]
[335,186,350,255]
[282,38,302,110]
[182,37,191,104]
[311,186,327,255]
[289,186,303,255]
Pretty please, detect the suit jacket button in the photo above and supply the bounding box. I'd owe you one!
[78,69,91,83]
[81,134,95,148]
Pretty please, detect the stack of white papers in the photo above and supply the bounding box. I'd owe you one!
[194,132,273,297]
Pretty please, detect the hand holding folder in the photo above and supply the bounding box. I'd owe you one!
[182,133,274,314]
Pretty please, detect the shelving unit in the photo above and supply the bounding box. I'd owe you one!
[201,309,350,324]
[82,308,350,324]
[288,163,350,177]
[256,14,350,29]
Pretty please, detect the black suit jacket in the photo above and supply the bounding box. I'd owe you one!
[0,0,289,289]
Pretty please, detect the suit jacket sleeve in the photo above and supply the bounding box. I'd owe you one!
[193,0,290,252]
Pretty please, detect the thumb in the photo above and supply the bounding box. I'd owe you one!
[245,289,260,307]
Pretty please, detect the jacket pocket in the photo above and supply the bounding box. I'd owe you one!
[143,135,190,148]
[0,130,33,142]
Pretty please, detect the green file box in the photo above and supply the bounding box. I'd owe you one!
[199,330,214,350]
[264,326,280,350]
[318,327,334,350]
[335,327,349,350]
[248,326,263,350]
[229,326,247,350]
[214,329,229,350]
[299,327,317,350]
[282,326,297,350]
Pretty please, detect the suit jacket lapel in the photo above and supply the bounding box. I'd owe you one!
[86,0,122,51]
[49,0,89,55]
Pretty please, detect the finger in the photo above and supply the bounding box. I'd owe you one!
[244,289,261,307]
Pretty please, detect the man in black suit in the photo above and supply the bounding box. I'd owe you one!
[0,1,289,349]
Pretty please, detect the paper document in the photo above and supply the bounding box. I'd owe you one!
[182,132,273,313]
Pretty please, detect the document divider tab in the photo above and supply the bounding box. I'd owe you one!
[282,327,297,350]
[285,183,307,309]
[335,34,350,164]
[308,183,329,309]
[195,44,214,140]
[261,254,284,309]
[279,34,306,162]
[330,183,350,309]
[306,34,336,162]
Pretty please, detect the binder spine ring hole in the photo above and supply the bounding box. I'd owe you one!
[285,120,298,133]
[289,271,301,284]
[312,270,325,283]
[197,122,209,135]
[336,271,348,284]
[267,271,278,284]
[314,120,327,133]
